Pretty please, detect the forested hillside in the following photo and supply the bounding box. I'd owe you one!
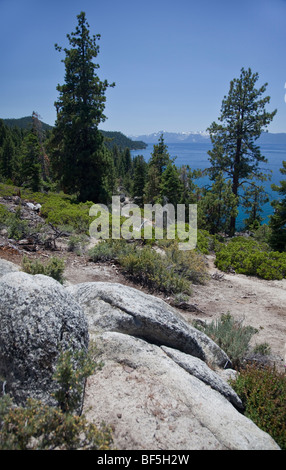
[0,12,285,253]
[3,117,146,151]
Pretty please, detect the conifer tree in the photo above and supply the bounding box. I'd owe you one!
[207,67,277,235]
[131,155,147,205]
[199,172,238,234]
[148,134,172,177]
[49,12,115,203]
[144,135,172,203]
[242,180,269,229]
[160,162,183,205]
[269,161,286,251]
[0,134,16,181]
[21,128,42,192]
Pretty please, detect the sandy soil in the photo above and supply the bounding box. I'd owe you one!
[187,255,286,369]
[1,242,285,371]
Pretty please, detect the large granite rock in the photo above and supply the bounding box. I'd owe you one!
[0,271,89,407]
[67,282,231,369]
[83,331,280,450]
[0,263,280,450]
[0,258,20,278]
[67,281,280,450]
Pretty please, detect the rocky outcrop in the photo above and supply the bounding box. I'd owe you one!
[83,331,279,450]
[0,258,20,277]
[0,270,88,407]
[0,261,280,450]
[67,282,231,369]
[68,281,280,450]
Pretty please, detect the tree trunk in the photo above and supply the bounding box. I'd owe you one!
[229,138,241,236]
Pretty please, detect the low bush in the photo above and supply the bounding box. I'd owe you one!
[231,365,286,450]
[163,242,209,285]
[0,204,9,226]
[0,184,94,235]
[38,195,94,234]
[0,346,112,450]
[89,238,134,262]
[196,229,223,254]
[119,245,191,295]
[22,255,65,284]
[215,237,286,280]
[67,234,89,255]
[89,239,208,295]
[193,314,258,368]
[1,206,29,241]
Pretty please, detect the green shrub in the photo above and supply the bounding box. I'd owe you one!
[0,397,113,450]
[52,343,102,414]
[193,314,258,368]
[67,234,89,255]
[22,256,65,284]
[0,185,93,234]
[163,242,209,285]
[89,238,134,262]
[0,346,112,450]
[231,365,286,449]
[215,237,286,280]
[119,245,191,295]
[39,195,94,233]
[89,239,208,295]
[0,204,9,226]
[2,207,29,240]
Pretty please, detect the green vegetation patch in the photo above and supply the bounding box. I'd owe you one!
[89,239,208,295]
[0,346,113,450]
[215,236,286,280]
[231,365,286,450]
[193,313,258,369]
[22,255,65,284]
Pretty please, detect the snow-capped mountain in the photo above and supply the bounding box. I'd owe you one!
[128,130,286,145]
[128,131,210,144]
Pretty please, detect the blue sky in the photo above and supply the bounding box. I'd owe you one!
[0,0,285,135]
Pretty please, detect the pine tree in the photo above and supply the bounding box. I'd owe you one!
[149,134,172,177]
[144,135,172,204]
[242,180,269,229]
[21,128,42,192]
[131,155,147,205]
[160,162,183,205]
[269,161,286,251]
[32,111,49,182]
[207,67,277,236]
[144,164,161,204]
[199,172,238,234]
[49,12,115,203]
[1,134,16,181]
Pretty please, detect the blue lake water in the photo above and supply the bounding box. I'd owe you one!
[131,142,286,229]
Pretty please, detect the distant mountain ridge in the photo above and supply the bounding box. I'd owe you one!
[3,117,286,147]
[3,116,53,132]
[2,116,147,150]
[129,130,286,145]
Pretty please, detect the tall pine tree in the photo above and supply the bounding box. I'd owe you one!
[21,123,42,192]
[199,172,238,234]
[269,161,286,251]
[49,12,115,203]
[207,68,276,235]
[144,135,172,204]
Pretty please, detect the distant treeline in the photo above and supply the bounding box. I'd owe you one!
[2,117,147,152]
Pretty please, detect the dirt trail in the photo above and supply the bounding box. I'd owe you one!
[187,255,286,369]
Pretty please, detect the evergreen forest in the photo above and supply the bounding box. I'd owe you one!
[0,12,286,451]
[0,11,285,266]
